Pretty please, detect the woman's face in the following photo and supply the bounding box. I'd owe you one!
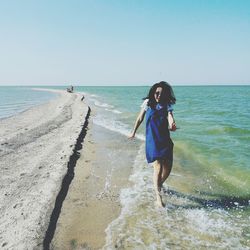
[154,87,162,103]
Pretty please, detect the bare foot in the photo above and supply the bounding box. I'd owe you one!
[155,199,165,208]
[156,194,165,208]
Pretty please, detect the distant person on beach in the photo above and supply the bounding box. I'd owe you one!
[66,85,74,93]
[129,81,176,207]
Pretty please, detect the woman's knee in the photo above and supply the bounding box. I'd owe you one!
[153,160,162,173]
[162,159,173,171]
[153,160,160,167]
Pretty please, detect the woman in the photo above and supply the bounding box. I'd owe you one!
[129,81,176,207]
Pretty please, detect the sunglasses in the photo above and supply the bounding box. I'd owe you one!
[155,91,161,97]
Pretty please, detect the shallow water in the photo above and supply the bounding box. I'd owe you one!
[0,86,57,119]
[104,145,250,249]
[77,85,250,249]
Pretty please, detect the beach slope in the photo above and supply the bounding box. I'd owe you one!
[0,89,89,249]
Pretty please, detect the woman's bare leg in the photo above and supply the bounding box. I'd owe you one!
[153,160,165,207]
[160,159,172,189]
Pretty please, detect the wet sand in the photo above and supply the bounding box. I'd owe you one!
[51,116,140,250]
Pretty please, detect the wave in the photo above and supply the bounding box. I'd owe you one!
[94,100,114,109]
[105,108,122,114]
[82,92,123,115]
[103,142,250,249]
[206,125,250,135]
[93,116,145,141]
[103,145,146,249]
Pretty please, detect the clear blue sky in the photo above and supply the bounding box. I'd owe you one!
[0,0,249,85]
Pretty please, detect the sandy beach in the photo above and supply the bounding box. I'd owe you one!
[0,88,140,250]
[51,114,140,249]
[0,89,89,249]
[2,86,248,250]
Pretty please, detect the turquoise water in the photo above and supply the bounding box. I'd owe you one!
[77,85,250,194]
[0,86,57,119]
[1,85,250,248]
[75,85,250,249]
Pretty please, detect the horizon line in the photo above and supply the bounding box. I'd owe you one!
[0,83,250,87]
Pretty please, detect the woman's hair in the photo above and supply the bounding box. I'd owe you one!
[144,81,176,108]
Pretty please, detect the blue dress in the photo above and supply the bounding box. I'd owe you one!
[145,104,174,163]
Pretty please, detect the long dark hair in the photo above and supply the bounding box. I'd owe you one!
[144,81,176,108]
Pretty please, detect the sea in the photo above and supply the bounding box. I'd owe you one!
[0,86,58,119]
[0,85,249,249]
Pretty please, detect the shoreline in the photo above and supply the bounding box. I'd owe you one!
[0,88,90,249]
[51,116,140,249]
[1,86,249,249]
[43,107,91,249]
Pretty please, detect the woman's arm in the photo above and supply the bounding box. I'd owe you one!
[129,108,146,138]
[168,111,177,131]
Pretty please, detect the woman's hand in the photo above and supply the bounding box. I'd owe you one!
[129,109,146,139]
[169,122,177,131]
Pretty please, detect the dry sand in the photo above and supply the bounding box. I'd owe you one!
[0,88,89,249]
